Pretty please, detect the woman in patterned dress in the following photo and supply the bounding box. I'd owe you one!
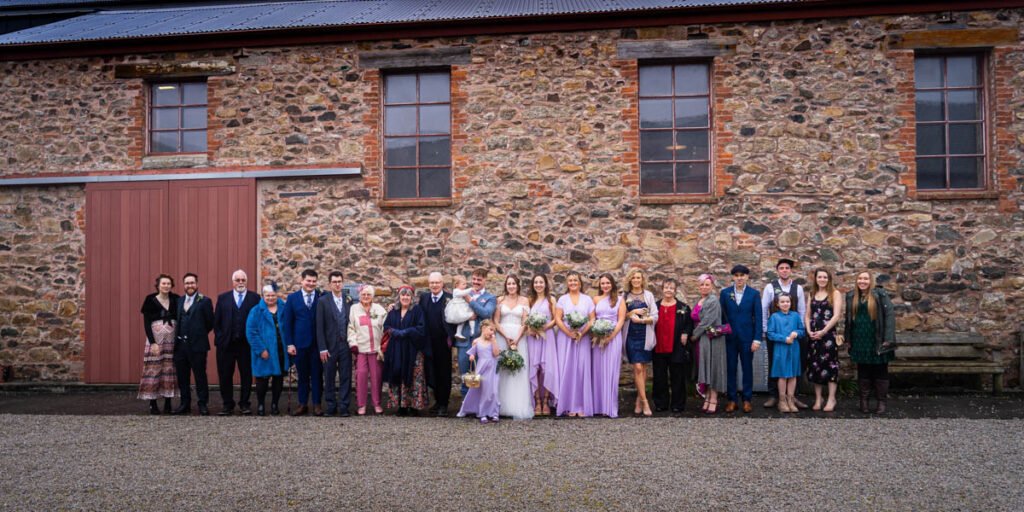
[138,274,179,414]
[804,268,843,412]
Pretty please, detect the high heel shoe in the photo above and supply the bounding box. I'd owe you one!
[704,400,718,414]
[634,396,642,415]
[641,398,653,417]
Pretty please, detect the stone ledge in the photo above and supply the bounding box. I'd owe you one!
[379,198,453,209]
[141,154,209,170]
[639,195,718,205]
[114,60,236,79]
[916,190,1000,201]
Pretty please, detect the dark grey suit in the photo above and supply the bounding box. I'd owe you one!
[316,292,353,414]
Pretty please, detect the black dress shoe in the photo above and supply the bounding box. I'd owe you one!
[324,409,337,417]
[239,407,252,416]
[339,411,351,418]
[397,407,408,417]
[198,405,210,416]
[218,409,233,416]
[149,401,160,415]
[271,404,280,416]
[408,409,420,417]
[434,408,448,418]
[163,399,173,414]
[257,404,266,416]
[172,404,191,415]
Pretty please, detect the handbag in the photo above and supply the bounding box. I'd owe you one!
[380,329,392,355]
[462,360,482,389]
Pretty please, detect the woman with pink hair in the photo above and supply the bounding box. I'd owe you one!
[693,274,728,414]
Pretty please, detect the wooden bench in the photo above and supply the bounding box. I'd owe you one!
[889,332,1005,395]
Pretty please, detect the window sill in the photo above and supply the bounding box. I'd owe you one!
[142,154,209,170]
[379,198,453,208]
[916,190,999,201]
[639,195,718,205]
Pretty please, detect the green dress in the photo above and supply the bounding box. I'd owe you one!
[849,300,894,365]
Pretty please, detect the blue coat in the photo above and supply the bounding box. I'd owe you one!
[766,310,806,344]
[720,286,763,344]
[246,300,291,378]
[457,290,496,346]
[280,289,319,350]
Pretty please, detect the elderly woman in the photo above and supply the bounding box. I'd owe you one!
[623,268,659,417]
[139,274,179,414]
[348,285,388,415]
[383,285,429,416]
[844,271,896,414]
[693,274,727,414]
[246,284,291,416]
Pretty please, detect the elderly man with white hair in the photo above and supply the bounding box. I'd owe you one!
[213,269,261,415]
[418,271,455,416]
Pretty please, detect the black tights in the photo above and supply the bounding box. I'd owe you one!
[255,376,283,406]
[857,363,889,380]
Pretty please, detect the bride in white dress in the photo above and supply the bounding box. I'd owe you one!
[494,275,534,420]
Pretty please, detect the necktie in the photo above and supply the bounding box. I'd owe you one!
[305,293,312,308]
[433,296,438,303]
[236,293,243,308]
[185,296,192,311]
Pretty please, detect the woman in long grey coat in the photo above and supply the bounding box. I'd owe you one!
[693,274,727,414]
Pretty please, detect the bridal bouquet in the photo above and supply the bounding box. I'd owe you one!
[497,348,525,374]
[590,319,615,338]
[525,313,549,331]
[565,311,588,330]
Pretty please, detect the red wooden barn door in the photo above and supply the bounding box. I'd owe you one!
[85,178,256,384]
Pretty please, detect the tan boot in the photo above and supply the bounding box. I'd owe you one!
[787,395,799,413]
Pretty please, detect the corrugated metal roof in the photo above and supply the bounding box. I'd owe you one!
[0,0,816,45]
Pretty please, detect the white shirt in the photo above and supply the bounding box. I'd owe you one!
[184,293,195,310]
[761,280,806,333]
[332,293,345,312]
[431,292,443,303]
[304,291,315,307]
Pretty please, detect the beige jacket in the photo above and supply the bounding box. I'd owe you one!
[347,302,387,355]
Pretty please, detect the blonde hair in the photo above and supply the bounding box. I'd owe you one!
[625,268,648,293]
[478,319,495,333]
[851,271,878,321]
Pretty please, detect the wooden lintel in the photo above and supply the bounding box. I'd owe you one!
[616,39,736,60]
[358,46,471,69]
[114,60,236,79]
[887,27,1019,49]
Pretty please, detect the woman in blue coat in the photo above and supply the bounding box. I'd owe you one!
[246,284,291,416]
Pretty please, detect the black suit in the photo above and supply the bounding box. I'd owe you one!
[175,293,215,407]
[214,289,260,411]
[419,291,454,410]
[316,292,354,414]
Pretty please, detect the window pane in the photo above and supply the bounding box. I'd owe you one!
[674,63,709,95]
[640,163,673,194]
[152,84,180,106]
[639,99,672,129]
[914,57,943,88]
[385,74,417,103]
[675,130,709,160]
[419,73,450,103]
[640,131,673,161]
[419,136,451,166]
[946,56,979,87]
[385,169,417,198]
[152,107,180,130]
[675,98,708,128]
[419,167,451,198]
[182,130,206,152]
[947,90,980,121]
[915,124,945,155]
[385,137,416,167]
[676,162,710,194]
[949,157,982,189]
[639,65,672,96]
[151,131,178,153]
[385,106,417,135]
[419,105,450,134]
[183,83,207,104]
[916,157,946,189]
[182,107,207,129]
[949,123,981,155]
[915,91,944,122]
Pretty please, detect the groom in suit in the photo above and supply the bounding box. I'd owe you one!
[720,264,763,414]
[213,269,261,415]
[316,270,354,417]
[174,272,215,415]
[420,271,455,416]
[456,268,496,396]
[281,269,323,416]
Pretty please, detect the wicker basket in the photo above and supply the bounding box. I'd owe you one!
[462,361,482,389]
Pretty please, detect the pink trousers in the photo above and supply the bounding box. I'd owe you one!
[355,353,383,408]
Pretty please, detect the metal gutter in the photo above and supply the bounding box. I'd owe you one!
[0,166,361,186]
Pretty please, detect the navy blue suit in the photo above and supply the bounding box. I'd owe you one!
[720,286,763,403]
[281,289,323,406]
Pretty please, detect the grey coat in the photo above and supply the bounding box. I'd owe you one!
[694,294,728,392]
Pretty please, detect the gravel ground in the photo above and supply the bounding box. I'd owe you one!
[1,414,1021,511]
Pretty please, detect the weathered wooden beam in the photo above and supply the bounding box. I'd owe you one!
[896,332,985,345]
[114,59,236,79]
[616,38,736,60]
[895,345,987,359]
[887,28,1019,49]
[359,46,471,69]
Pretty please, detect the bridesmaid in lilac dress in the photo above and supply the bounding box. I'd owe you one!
[555,271,596,417]
[526,274,560,416]
[591,273,627,418]
[457,320,501,424]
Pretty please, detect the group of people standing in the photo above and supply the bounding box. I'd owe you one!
[138,259,896,419]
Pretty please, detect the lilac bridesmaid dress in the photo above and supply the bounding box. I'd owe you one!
[556,293,595,417]
[591,295,622,418]
[457,340,500,419]
[526,298,560,407]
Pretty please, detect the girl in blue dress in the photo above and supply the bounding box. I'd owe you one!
[766,293,805,413]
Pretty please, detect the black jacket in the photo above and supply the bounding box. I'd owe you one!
[658,299,695,365]
[141,292,179,345]
[176,293,215,352]
[214,289,261,348]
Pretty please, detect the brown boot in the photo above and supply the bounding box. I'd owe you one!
[874,380,889,415]
[858,379,872,414]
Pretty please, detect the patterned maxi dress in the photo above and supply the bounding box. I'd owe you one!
[805,298,839,384]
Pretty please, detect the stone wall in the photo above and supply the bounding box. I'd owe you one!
[0,8,1021,384]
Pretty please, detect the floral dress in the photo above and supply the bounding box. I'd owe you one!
[805,298,839,384]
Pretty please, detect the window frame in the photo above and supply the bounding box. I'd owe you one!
[913,51,990,192]
[146,80,208,156]
[381,68,453,201]
[636,60,715,197]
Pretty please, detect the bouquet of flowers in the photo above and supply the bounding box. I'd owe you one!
[707,323,733,339]
[565,311,588,330]
[525,313,549,331]
[590,319,615,339]
[497,348,525,374]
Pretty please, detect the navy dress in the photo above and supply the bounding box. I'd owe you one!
[625,298,651,364]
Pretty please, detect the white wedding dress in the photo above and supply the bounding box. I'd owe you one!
[496,304,534,419]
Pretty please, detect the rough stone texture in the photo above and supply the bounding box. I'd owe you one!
[0,9,1022,384]
[0,187,86,381]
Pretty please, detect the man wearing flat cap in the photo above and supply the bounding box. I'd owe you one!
[761,258,808,409]
[719,264,762,414]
